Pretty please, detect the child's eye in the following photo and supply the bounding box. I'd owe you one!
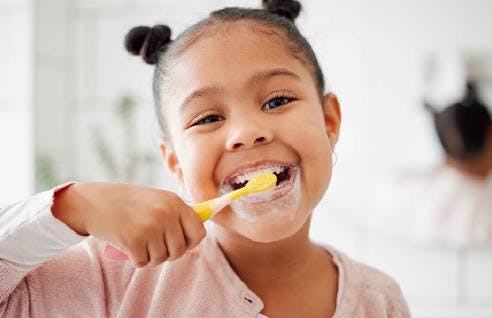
[191,114,224,126]
[262,94,296,110]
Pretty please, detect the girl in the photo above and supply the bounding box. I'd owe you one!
[0,1,410,317]
[418,82,492,246]
[366,82,492,247]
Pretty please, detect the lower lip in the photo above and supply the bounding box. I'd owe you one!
[239,166,298,204]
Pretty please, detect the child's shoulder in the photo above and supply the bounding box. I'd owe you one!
[323,245,411,317]
[338,250,401,292]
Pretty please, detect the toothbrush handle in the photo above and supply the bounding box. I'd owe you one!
[193,190,241,221]
[103,196,233,261]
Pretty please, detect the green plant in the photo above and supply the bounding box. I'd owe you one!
[92,94,158,184]
[36,155,59,190]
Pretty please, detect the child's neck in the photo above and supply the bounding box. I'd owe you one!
[212,218,319,284]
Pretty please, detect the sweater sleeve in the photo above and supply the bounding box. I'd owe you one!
[0,183,88,312]
[0,182,87,267]
[1,237,136,317]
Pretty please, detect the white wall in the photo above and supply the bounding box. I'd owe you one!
[304,0,492,195]
[305,1,492,316]
[0,0,34,205]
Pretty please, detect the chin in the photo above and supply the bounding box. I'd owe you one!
[212,169,320,242]
[239,219,307,243]
[213,202,312,243]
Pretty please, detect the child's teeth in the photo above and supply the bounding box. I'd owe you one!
[242,171,255,182]
[237,175,246,184]
[231,165,285,186]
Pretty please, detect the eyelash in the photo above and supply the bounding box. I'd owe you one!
[190,93,297,127]
[262,93,296,111]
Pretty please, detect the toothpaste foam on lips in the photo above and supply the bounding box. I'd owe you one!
[220,163,302,223]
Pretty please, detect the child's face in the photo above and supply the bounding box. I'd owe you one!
[161,22,340,242]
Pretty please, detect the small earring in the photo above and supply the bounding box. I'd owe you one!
[332,151,338,166]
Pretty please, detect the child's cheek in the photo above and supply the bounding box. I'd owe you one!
[185,145,221,201]
[295,116,333,200]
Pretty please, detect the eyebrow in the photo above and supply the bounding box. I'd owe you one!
[247,67,301,86]
[179,68,301,112]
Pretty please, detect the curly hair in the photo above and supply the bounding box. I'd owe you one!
[425,82,492,160]
[124,0,325,137]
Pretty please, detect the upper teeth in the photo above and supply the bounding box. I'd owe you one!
[231,165,286,185]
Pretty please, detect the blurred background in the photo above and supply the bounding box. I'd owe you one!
[1,0,492,317]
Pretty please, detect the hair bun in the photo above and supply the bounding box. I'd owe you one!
[462,81,480,106]
[124,24,172,65]
[423,101,438,116]
[262,0,302,21]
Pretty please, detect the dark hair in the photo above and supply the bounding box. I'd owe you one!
[425,82,492,160]
[124,0,325,137]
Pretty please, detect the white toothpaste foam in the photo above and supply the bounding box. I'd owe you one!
[229,171,301,223]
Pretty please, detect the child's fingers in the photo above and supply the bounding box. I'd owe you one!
[147,233,168,266]
[180,209,206,250]
[128,240,150,268]
[164,219,187,261]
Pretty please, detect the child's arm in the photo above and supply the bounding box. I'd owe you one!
[48,182,206,266]
[0,183,88,314]
[0,183,87,268]
[0,183,205,316]
[0,181,206,315]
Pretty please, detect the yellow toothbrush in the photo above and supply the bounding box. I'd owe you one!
[104,172,277,260]
[192,172,277,221]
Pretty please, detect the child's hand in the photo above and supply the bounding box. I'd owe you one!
[52,182,206,267]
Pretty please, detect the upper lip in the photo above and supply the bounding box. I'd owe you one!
[220,160,296,186]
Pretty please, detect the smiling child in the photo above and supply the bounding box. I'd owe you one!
[0,1,410,317]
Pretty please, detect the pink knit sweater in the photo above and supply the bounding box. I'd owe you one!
[0,185,411,317]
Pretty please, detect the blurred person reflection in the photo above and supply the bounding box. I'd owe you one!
[415,81,492,246]
[425,82,492,181]
[368,81,492,247]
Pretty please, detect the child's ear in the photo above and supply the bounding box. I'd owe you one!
[322,93,341,148]
[160,140,184,186]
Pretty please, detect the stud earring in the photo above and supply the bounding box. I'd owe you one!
[332,151,338,166]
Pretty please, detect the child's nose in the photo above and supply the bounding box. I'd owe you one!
[225,121,273,151]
